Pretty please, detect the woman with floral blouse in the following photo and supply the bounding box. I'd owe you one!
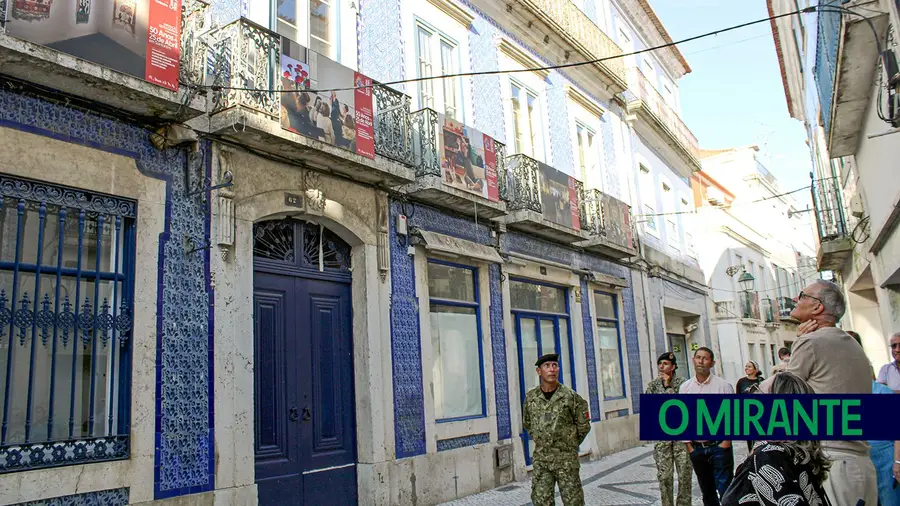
[721,373,831,506]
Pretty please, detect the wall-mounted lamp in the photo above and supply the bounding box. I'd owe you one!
[725,265,756,292]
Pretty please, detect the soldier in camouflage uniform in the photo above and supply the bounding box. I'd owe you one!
[523,353,591,506]
[645,351,691,506]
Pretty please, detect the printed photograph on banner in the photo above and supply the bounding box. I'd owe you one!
[601,194,634,249]
[6,0,182,91]
[437,115,500,202]
[280,45,375,160]
[538,162,580,230]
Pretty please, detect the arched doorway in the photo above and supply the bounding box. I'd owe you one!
[252,219,357,506]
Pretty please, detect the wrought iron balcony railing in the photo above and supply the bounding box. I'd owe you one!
[373,85,414,165]
[739,292,761,320]
[627,68,700,161]
[520,0,626,84]
[208,18,281,118]
[410,107,508,200]
[179,0,211,88]
[583,188,636,249]
[815,7,841,139]
[811,175,848,242]
[506,154,543,215]
[761,298,777,324]
[506,153,592,233]
[778,296,796,319]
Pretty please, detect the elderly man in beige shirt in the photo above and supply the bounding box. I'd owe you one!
[759,279,877,506]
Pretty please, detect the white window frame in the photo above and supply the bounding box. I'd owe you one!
[638,164,659,237]
[507,79,546,162]
[414,249,496,451]
[274,0,340,61]
[402,0,473,123]
[413,20,463,120]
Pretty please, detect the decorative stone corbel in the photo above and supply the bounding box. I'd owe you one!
[376,191,389,283]
[304,168,326,212]
[215,149,236,259]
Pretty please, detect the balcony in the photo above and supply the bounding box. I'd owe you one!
[402,108,508,219]
[777,296,798,323]
[0,0,208,119]
[202,19,415,187]
[576,189,637,258]
[505,154,590,243]
[625,68,701,178]
[468,0,626,99]
[738,292,761,321]
[761,297,777,326]
[814,0,891,157]
[811,175,853,271]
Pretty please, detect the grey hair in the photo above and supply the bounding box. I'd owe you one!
[813,279,845,322]
[769,373,832,485]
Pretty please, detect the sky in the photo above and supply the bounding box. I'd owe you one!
[649,0,814,204]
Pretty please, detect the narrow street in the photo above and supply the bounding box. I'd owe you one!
[441,444,751,506]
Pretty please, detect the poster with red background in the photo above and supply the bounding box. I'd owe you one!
[145,0,182,91]
[483,134,499,202]
[354,72,375,159]
[568,178,581,230]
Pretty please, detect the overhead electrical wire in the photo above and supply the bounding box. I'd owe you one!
[634,185,813,219]
[184,5,820,95]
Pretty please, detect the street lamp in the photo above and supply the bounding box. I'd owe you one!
[738,271,756,293]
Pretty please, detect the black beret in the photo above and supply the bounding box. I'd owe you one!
[535,353,560,367]
[657,352,677,365]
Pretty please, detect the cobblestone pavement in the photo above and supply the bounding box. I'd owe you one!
[441,443,751,506]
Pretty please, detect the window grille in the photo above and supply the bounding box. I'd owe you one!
[0,175,135,473]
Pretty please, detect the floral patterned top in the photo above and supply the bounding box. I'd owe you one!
[721,441,829,506]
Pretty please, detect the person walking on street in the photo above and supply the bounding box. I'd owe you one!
[877,332,900,392]
[679,347,735,506]
[523,353,591,506]
[758,280,877,506]
[646,352,692,506]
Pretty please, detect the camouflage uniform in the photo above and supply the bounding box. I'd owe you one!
[646,375,692,506]
[523,383,591,506]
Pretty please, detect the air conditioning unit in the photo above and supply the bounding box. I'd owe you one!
[707,187,725,206]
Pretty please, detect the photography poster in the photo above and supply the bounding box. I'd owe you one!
[8,0,181,91]
[11,0,52,22]
[600,193,633,249]
[538,161,580,230]
[144,0,181,90]
[279,41,376,160]
[437,114,500,203]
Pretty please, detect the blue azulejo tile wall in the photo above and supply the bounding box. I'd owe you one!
[388,201,512,448]
[389,200,426,458]
[14,488,129,506]
[0,88,215,500]
[501,232,642,414]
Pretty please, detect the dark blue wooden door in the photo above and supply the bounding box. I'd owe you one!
[253,220,357,506]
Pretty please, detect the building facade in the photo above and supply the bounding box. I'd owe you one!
[0,0,707,504]
[769,0,900,364]
[693,146,818,384]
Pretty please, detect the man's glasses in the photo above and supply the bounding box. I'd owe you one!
[798,291,822,303]
[890,343,900,349]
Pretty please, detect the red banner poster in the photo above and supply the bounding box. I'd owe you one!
[145,0,182,91]
[483,134,499,202]
[354,72,375,159]
[568,177,581,231]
